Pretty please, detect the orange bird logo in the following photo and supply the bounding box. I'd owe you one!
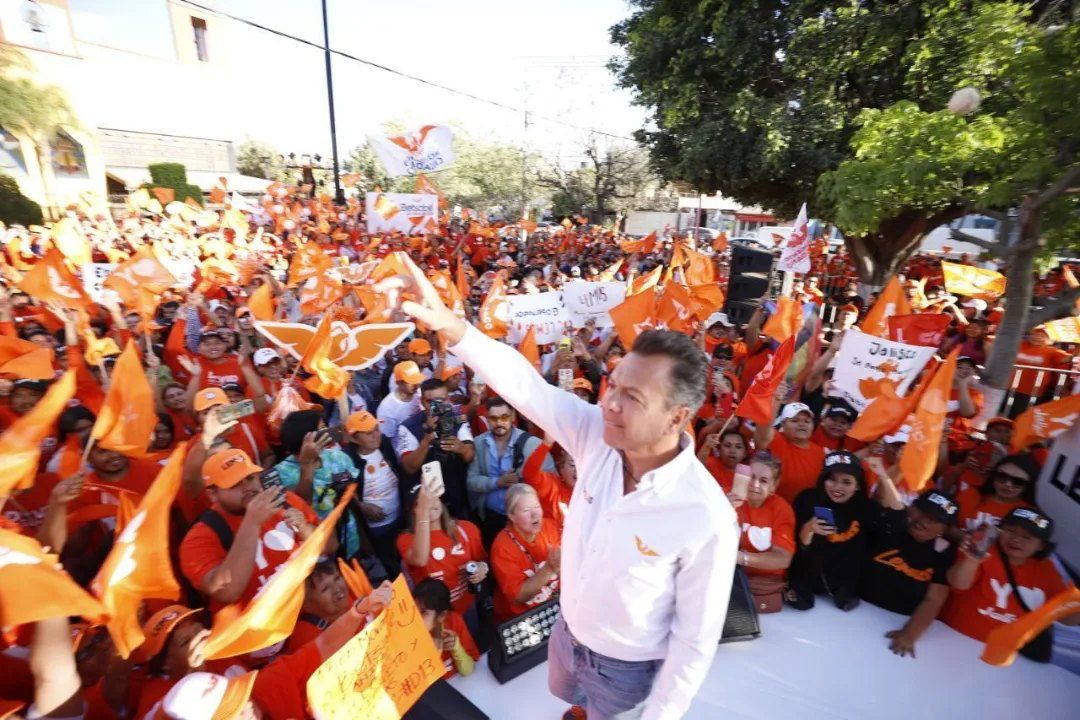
[388,125,436,155]
[635,536,659,557]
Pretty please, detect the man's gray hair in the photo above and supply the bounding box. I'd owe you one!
[630,330,708,415]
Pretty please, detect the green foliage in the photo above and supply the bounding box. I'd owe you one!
[344,144,391,192]
[0,45,74,137]
[236,138,285,180]
[0,172,43,226]
[143,162,202,205]
[537,142,657,221]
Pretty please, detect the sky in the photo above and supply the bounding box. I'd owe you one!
[67,0,649,164]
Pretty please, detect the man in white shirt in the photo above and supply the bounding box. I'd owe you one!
[384,261,737,720]
[376,361,423,441]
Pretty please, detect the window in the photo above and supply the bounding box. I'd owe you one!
[191,17,208,62]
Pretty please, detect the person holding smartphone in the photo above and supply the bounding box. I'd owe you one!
[786,450,872,611]
[729,451,795,613]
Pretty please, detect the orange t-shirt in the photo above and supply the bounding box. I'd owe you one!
[250,643,324,720]
[705,456,735,492]
[179,492,318,610]
[941,550,1069,642]
[736,494,796,577]
[1011,344,1072,395]
[769,434,827,505]
[810,426,867,453]
[955,487,1025,532]
[947,386,985,448]
[490,520,561,623]
[199,356,247,390]
[439,610,480,680]
[521,443,571,531]
[396,520,486,615]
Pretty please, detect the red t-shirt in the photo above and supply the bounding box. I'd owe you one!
[179,492,318,609]
[396,520,486,615]
[705,457,735,492]
[490,520,561,623]
[251,643,324,720]
[810,426,867,453]
[1012,344,1072,395]
[955,487,1025,532]
[736,494,796,577]
[941,550,1069,642]
[199,356,246,390]
[439,610,480,680]
[521,443,571,531]
[769,434,827,505]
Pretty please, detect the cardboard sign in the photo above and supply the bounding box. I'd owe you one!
[1036,423,1080,573]
[365,193,438,236]
[507,291,570,345]
[830,329,936,411]
[307,575,443,720]
[82,263,116,303]
[562,280,626,328]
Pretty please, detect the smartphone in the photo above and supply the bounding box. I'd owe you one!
[421,461,445,498]
[260,468,286,507]
[558,368,574,392]
[218,399,255,424]
[731,464,751,499]
[972,523,1000,556]
[813,506,836,527]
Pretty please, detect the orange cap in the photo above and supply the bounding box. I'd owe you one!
[439,365,463,381]
[135,605,200,663]
[393,360,424,385]
[193,387,228,412]
[408,338,432,355]
[345,411,378,434]
[571,377,593,392]
[201,448,262,489]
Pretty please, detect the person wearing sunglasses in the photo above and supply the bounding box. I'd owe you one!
[955,454,1038,533]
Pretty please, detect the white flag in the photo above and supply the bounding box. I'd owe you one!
[366,125,456,177]
[777,202,811,274]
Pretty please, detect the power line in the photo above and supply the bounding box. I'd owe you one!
[175,0,636,142]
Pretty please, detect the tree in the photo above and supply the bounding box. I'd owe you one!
[236,138,285,180]
[537,140,656,222]
[818,4,1079,412]
[609,1,1070,284]
[344,143,392,193]
[0,172,43,225]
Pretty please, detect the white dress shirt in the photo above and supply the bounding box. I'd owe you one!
[451,324,737,720]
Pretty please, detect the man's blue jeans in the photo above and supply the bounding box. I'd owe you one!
[547,616,661,719]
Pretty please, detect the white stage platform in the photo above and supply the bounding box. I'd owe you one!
[450,601,1079,719]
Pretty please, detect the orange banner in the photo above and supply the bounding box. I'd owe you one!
[860,276,911,339]
[91,342,157,457]
[1041,316,1080,344]
[0,371,76,498]
[609,287,658,350]
[898,349,957,491]
[1010,393,1080,453]
[762,296,804,344]
[982,586,1080,666]
[306,575,443,720]
[942,261,1007,300]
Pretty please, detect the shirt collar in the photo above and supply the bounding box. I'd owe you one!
[635,432,696,495]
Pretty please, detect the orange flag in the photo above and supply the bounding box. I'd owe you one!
[51,218,92,266]
[609,287,658,349]
[300,317,350,398]
[1041,316,1080,344]
[762,296,805,344]
[620,232,657,254]
[299,274,346,315]
[712,232,729,253]
[103,248,179,304]
[628,265,662,296]
[1010,393,1080,453]
[848,359,936,442]
[655,282,694,333]
[687,283,725,321]
[0,335,55,379]
[859,276,911,338]
[288,243,334,285]
[898,349,957,491]
[151,187,175,205]
[90,342,156,457]
[478,273,510,338]
[337,557,373,600]
[455,259,471,300]
[735,336,796,425]
[17,248,91,310]
[982,585,1080,666]
[202,486,356,659]
[83,329,121,368]
[247,282,276,321]
[519,326,541,373]
[428,269,465,317]
[90,444,185,658]
[0,370,76,499]
[0,529,108,629]
[678,246,716,285]
[942,261,1007,300]
[597,259,624,282]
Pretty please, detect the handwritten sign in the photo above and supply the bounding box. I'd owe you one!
[507,292,570,345]
[562,280,626,328]
[831,329,936,411]
[307,575,443,720]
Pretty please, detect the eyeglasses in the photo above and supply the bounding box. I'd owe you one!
[993,471,1030,487]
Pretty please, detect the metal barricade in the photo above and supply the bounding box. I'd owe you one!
[996,364,1079,417]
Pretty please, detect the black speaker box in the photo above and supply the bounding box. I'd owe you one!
[719,567,762,643]
[403,680,490,720]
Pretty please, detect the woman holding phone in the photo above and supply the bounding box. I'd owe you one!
[728,451,795,613]
[786,451,872,611]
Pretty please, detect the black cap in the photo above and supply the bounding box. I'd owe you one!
[823,398,858,423]
[999,506,1054,542]
[198,328,225,341]
[822,450,865,484]
[220,382,243,395]
[12,379,49,393]
[912,491,959,525]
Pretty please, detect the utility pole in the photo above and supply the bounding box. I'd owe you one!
[320,0,344,205]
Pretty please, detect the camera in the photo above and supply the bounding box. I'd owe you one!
[428,398,458,439]
[464,561,482,594]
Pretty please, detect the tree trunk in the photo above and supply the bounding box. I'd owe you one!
[845,206,967,285]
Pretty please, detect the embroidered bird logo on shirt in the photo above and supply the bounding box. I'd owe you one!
[635,536,659,557]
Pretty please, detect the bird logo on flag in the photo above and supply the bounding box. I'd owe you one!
[388,125,437,155]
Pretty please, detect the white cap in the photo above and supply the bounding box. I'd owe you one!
[773,402,814,427]
[706,311,734,328]
[252,348,280,366]
[884,426,911,444]
[157,671,256,720]
[208,300,229,313]
[570,266,582,277]
[962,298,988,311]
